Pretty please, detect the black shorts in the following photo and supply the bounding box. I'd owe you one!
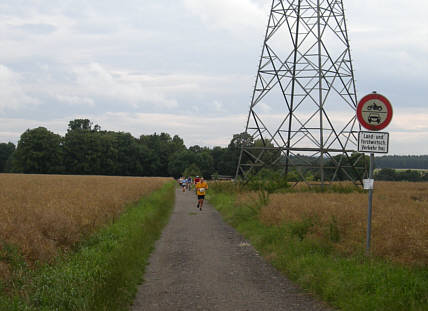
[197,195,205,200]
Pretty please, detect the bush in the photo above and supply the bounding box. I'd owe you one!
[245,168,290,193]
[209,181,240,194]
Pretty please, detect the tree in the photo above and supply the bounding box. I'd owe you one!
[225,132,255,176]
[189,145,203,153]
[375,155,428,170]
[7,121,281,179]
[196,151,214,179]
[114,132,143,176]
[0,142,15,172]
[139,132,186,177]
[183,164,201,177]
[63,127,92,174]
[63,128,121,175]
[91,131,118,175]
[252,138,281,170]
[398,169,423,182]
[67,119,100,132]
[168,150,197,178]
[210,146,227,175]
[321,152,367,181]
[171,135,186,154]
[14,127,63,173]
[228,132,253,151]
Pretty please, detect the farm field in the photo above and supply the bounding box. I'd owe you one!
[239,181,427,266]
[209,181,428,310]
[0,174,170,279]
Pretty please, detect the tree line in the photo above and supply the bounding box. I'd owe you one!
[374,168,428,182]
[1,119,427,181]
[0,119,244,178]
[375,155,428,170]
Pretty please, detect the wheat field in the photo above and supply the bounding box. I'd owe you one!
[255,182,428,266]
[0,174,170,278]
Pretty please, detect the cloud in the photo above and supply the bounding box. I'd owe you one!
[14,23,57,35]
[1,0,428,155]
[183,0,267,34]
[0,112,247,147]
[389,110,428,133]
[347,0,428,81]
[0,65,39,111]
[0,117,67,143]
[68,63,178,109]
[54,95,95,107]
[0,54,253,118]
[213,100,226,113]
[95,112,247,147]
[38,63,252,114]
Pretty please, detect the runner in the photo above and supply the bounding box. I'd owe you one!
[181,177,187,192]
[187,176,192,191]
[195,177,208,211]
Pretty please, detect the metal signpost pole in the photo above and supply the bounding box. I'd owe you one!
[366,153,375,255]
[357,92,393,256]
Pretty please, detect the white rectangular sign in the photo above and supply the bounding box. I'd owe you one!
[363,179,374,190]
[358,131,389,153]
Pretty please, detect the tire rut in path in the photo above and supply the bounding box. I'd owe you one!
[131,188,333,311]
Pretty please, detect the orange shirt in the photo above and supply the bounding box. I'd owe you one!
[195,181,208,196]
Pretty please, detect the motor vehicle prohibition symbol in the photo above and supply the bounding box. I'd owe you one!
[357,93,393,131]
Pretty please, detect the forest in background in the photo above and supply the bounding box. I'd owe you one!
[0,119,241,178]
[375,155,428,169]
[1,119,428,180]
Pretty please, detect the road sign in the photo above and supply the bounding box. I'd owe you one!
[357,93,392,256]
[358,131,389,153]
[357,93,393,131]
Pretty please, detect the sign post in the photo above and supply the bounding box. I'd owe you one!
[357,92,393,255]
[366,153,374,253]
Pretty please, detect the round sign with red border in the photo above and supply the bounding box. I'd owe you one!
[357,93,393,131]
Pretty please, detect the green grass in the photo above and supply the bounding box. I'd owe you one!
[208,191,428,311]
[0,181,175,311]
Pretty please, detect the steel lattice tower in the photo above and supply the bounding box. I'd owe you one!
[236,0,364,185]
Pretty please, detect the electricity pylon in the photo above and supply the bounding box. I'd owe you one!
[236,0,365,186]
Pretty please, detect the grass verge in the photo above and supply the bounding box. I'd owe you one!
[0,181,175,311]
[208,190,428,311]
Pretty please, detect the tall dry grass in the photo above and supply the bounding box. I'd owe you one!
[0,174,170,276]
[258,182,428,266]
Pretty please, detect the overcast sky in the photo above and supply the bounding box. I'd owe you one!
[0,0,427,154]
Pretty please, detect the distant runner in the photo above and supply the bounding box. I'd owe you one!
[187,176,192,191]
[195,177,208,211]
[181,177,187,192]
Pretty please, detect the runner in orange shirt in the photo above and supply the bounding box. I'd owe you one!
[195,177,208,211]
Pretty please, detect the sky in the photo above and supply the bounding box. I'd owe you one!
[0,0,427,155]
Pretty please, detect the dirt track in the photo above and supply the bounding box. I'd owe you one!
[131,188,333,311]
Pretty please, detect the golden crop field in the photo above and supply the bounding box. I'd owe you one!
[0,174,170,277]
[254,182,428,266]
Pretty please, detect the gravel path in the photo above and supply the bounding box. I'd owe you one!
[131,188,334,311]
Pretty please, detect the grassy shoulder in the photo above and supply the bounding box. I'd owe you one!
[0,181,175,311]
[207,188,428,311]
